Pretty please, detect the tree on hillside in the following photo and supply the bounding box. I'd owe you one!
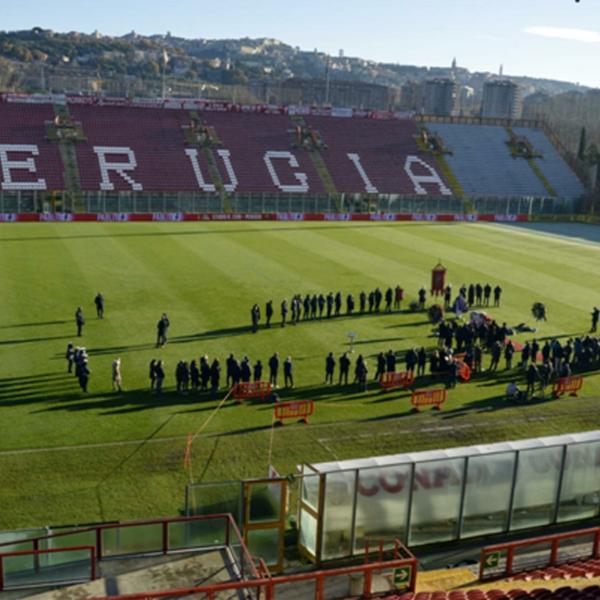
[578,126,587,160]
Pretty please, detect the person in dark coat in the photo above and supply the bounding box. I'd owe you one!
[325,352,335,384]
[443,285,452,310]
[494,285,502,307]
[200,355,210,391]
[154,360,165,393]
[210,359,221,397]
[303,295,311,320]
[94,293,104,319]
[149,359,157,390]
[385,350,396,373]
[447,360,459,389]
[394,286,404,310]
[475,284,483,306]
[334,292,342,316]
[385,288,393,313]
[326,293,334,318]
[156,313,169,347]
[231,358,241,386]
[75,307,85,337]
[359,291,367,313]
[346,294,355,315]
[483,284,492,307]
[284,356,293,388]
[318,294,325,319]
[521,342,531,368]
[339,352,350,385]
[504,341,515,370]
[468,284,475,307]
[355,355,368,391]
[374,288,383,312]
[78,359,90,392]
[190,360,200,391]
[66,342,75,373]
[180,361,190,394]
[251,304,261,333]
[226,354,236,388]
[240,357,251,383]
[592,307,600,333]
[368,291,375,313]
[418,288,426,310]
[309,295,317,320]
[526,363,538,397]
[253,360,263,382]
[406,348,418,374]
[280,300,288,327]
[269,352,280,387]
[265,301,273,328]
[531,339,540,364]
[417,347,427,377]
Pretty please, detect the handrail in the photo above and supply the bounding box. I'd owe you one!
[479,526,600,581]
[0,514,258,580]
[89,554,418,600]
[0,545,96,591]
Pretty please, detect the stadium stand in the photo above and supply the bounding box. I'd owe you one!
[0,97,585,203]
[69,105,199,192]
[202,111,328,194]
[0,103,64,190]
[423,123,556,199]
[510,560,600,582]
[513,127,586,200]
[304,115,451,195]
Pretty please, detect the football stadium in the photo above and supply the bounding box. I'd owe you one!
[2,3,600,599]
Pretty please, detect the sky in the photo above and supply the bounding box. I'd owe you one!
[4,0,600,88]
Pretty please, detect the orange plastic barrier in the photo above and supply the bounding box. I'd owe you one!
[553,375,583,398]
[411,388,447,411]
[231,381,272,402]
[274,400,314,425]
[458,361,471,382]
[379,371,415,391]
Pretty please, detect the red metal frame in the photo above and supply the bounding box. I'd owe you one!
[274,400,314,424]
[379,371,415,391]
[0,545,96,591]
[479,526,600,581]
[88,540,418,600]
[411,388,447,411]
[232,381,273,402]
[0,515,257,581]
[553,375,583,398]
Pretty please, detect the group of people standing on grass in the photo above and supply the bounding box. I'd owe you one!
[149,352,294,396]
[65,343,91,392]
[251,285,407,330]
[442,283,503,310]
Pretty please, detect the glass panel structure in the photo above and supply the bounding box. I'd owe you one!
[557,441,600,522]
[408,458,465,545]
[301,432,600,563]
[354,464,412,552]
[246,529,279,566]
[461,452,516,537]
[511,446,563,530]
[321,471,356,560]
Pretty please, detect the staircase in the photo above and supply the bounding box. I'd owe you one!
[290,115,342,211]
[505,126,557,198]
[49,104,84,212]
[188,111,231,213]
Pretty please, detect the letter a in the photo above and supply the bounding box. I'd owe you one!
[404,155,452,196]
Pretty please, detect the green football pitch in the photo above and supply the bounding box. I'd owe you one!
[2,220,600,530]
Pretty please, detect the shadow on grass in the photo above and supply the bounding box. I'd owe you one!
[0,320,72,329]
[439,394,551,420]
[0,223,402,244]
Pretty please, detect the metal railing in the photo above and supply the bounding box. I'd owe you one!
[0,514,257,590]
[0,546,96,591]
[0,190,567,216]
[88,539,417,600]
[479,526,600,581]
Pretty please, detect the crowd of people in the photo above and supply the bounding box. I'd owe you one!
[66,285,600,403]
[149,352,295,395]
[251,285,407,330]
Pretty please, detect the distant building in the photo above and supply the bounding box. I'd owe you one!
[279,78,398,109]
[481,79,523,119]
[423,78,459,116]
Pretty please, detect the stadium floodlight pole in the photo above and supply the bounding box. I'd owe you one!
[325,54,331,106]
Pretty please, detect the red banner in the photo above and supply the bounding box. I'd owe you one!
[0,212,529,223]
